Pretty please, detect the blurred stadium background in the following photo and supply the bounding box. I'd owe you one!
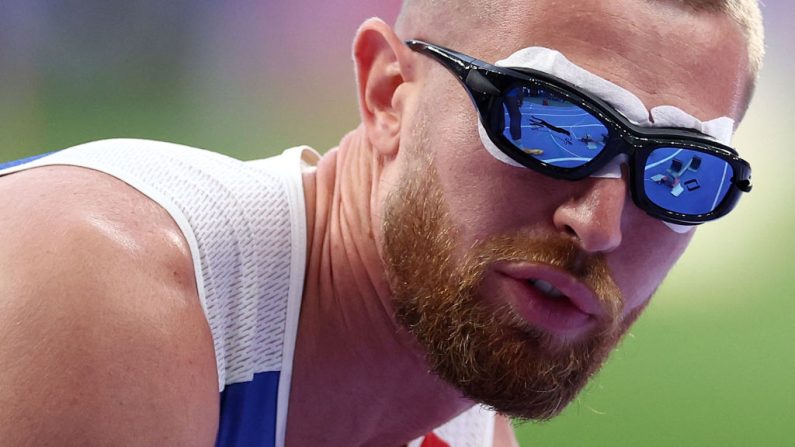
[1,1,792,445]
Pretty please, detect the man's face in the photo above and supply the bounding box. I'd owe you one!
[381,0,750,419]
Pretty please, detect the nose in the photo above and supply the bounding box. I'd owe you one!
[552,177,627,253]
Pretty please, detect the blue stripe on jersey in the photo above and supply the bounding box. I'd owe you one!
[215,371,281,447]
[0,152,54,171]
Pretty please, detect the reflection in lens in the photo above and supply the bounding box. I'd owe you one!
[501,86,609,168]
[644,147,733,215]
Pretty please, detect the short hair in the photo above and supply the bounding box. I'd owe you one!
[396,0,765,79]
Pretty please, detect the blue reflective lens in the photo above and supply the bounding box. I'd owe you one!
[644,147,734,215]
[501,86,610,168]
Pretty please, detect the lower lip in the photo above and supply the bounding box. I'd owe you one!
[499,274,595,336]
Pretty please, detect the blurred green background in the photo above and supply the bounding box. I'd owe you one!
[1,1,792,445]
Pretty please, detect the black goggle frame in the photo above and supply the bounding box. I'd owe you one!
[406,39,752,225]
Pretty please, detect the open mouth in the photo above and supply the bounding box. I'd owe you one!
[491,263,604,337]
[528,279,566,300]
[510,276,594,335]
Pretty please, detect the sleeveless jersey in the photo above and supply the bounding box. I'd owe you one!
[0,139,495,447]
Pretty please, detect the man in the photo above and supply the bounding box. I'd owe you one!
[0,0,764,446]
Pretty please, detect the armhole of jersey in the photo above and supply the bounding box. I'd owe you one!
[274,146,318,447]
[0,158,210,358]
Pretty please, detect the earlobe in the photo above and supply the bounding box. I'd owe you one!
[353,18,412,158]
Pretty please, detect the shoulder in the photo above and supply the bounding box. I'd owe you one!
[0,165,219,445]
[493,414,520,447]
[0,164,196,294]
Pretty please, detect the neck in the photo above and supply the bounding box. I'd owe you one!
[286,127,471,446]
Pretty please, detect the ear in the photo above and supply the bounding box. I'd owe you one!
[353,18,414,157]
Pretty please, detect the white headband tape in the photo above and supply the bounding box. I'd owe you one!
[478,46,735,234]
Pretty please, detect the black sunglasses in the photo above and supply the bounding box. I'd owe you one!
[406,39,752,225]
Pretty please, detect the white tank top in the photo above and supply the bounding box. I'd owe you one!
[0,138,494,447]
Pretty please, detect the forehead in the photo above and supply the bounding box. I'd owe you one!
[462,0,750,122]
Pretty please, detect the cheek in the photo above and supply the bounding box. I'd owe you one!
[426,98,568,245]
[610,223,694,313]
[425,98,507,234]
[431,137,558,248]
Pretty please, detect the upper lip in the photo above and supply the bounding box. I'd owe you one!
[494,261,606,317]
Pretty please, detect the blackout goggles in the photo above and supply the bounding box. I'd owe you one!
[406,40,752,225]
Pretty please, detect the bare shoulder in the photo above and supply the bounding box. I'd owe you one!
[0,166,219,446]
[493,414,520,447]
